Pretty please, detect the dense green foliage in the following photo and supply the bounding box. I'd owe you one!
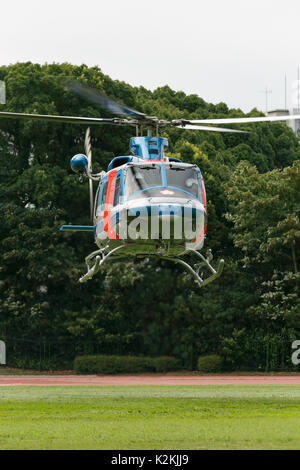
[0,62,299,370]
[74,355,181,374]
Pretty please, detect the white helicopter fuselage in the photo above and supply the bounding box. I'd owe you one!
[93,160,207,260]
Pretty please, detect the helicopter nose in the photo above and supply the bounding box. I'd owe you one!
[127,200,205,241]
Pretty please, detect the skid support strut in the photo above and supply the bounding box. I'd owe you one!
[79,245,127,283]
[165,249,224,288]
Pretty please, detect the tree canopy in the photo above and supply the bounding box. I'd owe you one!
[0,62,299,369]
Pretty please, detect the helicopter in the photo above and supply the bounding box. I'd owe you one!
[1,81,300,288]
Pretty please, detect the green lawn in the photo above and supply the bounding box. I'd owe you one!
[1,385,300,449]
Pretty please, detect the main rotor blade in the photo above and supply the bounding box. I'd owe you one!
[188,114,300,125]
[176,124,248,133]
[70,81,146,120]
[0,111,116,125]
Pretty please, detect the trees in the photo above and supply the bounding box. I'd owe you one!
[224,160,300,327]
[224,160,300,274]
[0,61,299,369]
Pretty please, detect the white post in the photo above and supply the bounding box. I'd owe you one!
[0,341,6,365]
[0,81,5,105]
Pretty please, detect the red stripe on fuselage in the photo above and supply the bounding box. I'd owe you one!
[103,169,119,240]
[193,223,207,244]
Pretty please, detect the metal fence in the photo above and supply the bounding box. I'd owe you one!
[0,335,299,372]
[1,337,132,370]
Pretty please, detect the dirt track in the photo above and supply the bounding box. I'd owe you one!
[1,375,300,386]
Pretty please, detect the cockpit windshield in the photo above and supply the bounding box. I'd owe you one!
[165,166,200,198]
[125,164,201,200]
[125,165,162,198]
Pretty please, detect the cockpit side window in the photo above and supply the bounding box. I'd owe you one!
[100,180,108,211]
[113,176,122,206]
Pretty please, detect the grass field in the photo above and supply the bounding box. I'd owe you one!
[1,385,300,449]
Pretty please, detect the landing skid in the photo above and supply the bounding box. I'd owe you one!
[164,249,224,288]
[79,245,126,283]
[79,245,224,288]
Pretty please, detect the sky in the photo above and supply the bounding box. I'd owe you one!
[1,0,300,113]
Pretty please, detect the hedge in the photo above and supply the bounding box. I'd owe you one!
[197,354,224,373]
[74,355,181,374]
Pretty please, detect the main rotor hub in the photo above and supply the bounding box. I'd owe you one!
[130,136,169,161]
